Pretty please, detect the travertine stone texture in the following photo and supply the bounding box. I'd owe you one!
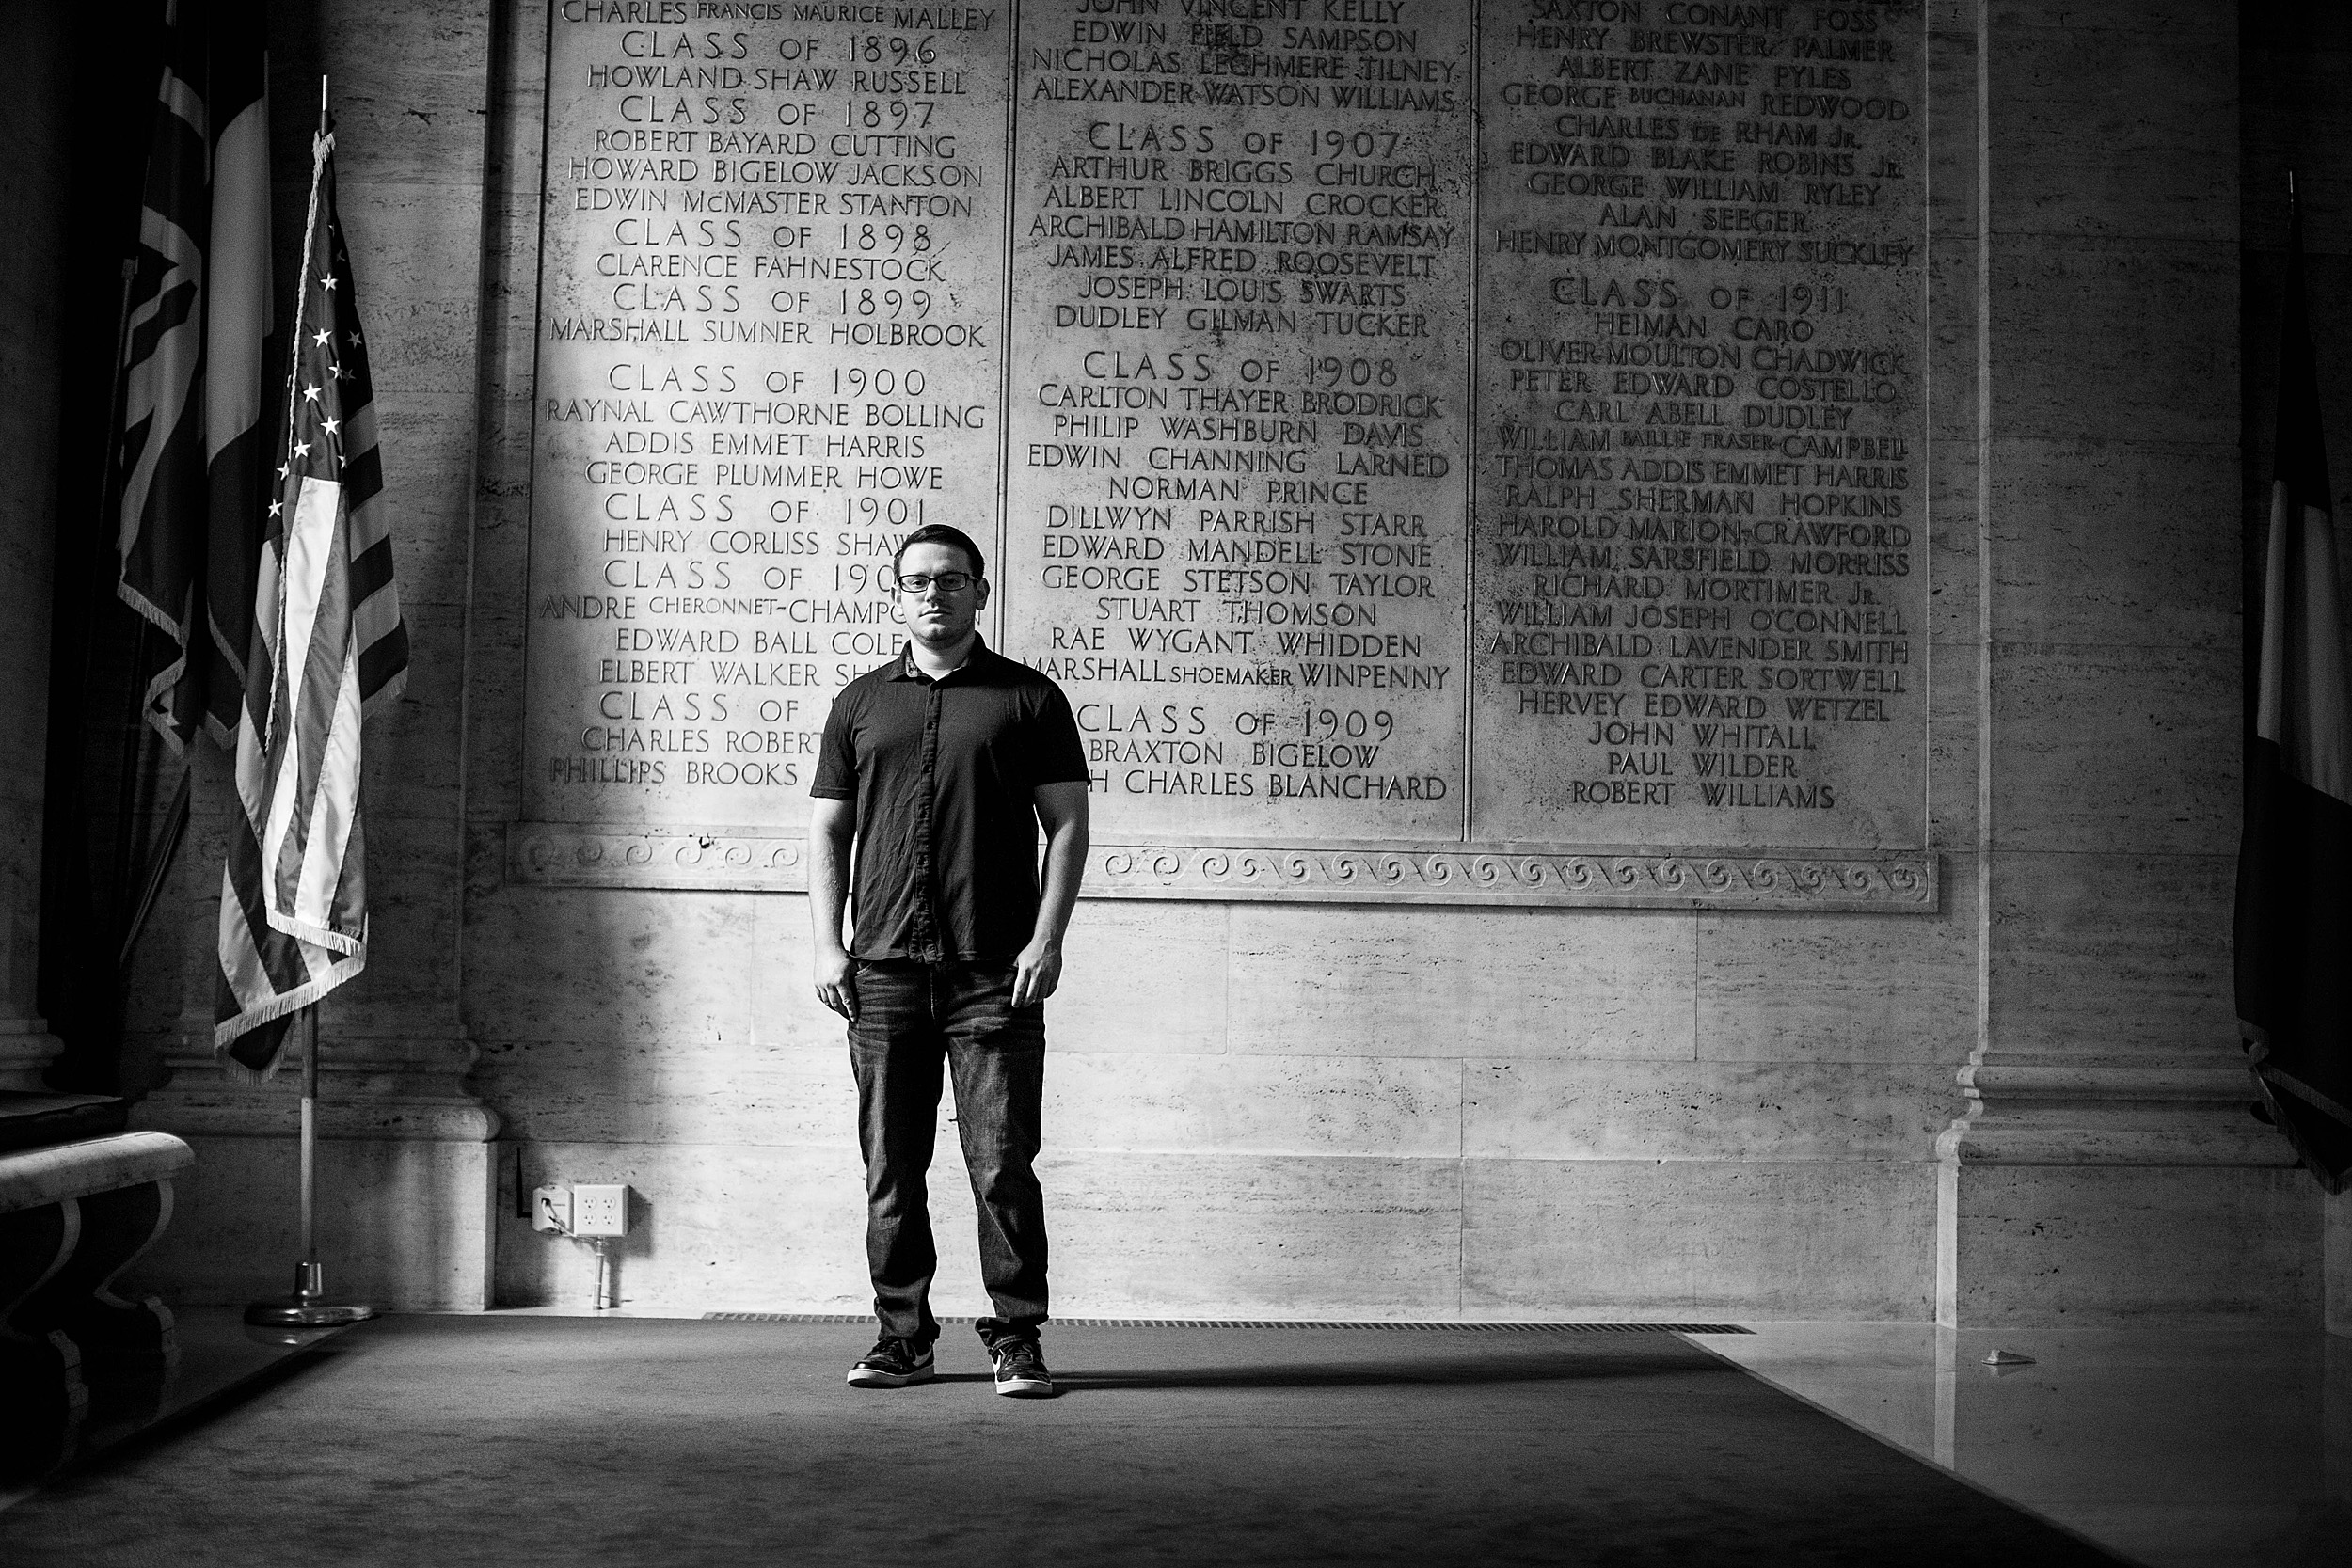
[1986,643,2236,855]
[1225,905,1697,1060]
[0,6,69,1081]
[1696,871,1979,1065]
[1037,901,1231,1056]
[1058,1053,1463,1158]
[1982,850,2236,1059]
[128,1132,495,1311]
[1940,1164,2319,1325]
[1463,1159,1937,1320]
[495,1140,866,1314]
[1988,439,2240,651]
[1463,1060,1959,1163]
[475,890,1972,1318]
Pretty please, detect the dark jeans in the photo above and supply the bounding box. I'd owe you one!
[849,957,1048,1344]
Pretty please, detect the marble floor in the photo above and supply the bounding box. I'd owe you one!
[1704,1322,2352,1568]
[0,1307,349,1512]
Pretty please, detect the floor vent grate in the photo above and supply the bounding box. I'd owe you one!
[701,1313,1752,1334]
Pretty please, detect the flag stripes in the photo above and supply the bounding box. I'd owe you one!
[214,116,407,1076]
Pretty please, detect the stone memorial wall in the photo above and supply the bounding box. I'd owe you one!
[526,6,1011,822]
[1473,1,1922,851]
[98,0,2310,1329]
[515,0,1934,910]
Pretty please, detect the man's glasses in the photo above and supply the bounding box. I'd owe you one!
[896,572,977,594]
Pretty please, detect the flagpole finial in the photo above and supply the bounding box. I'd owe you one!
[310,77,336,170]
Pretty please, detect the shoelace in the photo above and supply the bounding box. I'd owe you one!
[993,1341,1044,1377]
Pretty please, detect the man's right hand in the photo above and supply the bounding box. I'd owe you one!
[814,945,858,1022]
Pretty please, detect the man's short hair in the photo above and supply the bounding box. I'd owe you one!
[894,524,986,579]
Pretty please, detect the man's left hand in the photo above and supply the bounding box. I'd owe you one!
[1012,939,1063,1008]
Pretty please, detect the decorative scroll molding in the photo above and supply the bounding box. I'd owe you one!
[506,823,1939,911]
[1087,843,1938,910]
[510,823,810,890]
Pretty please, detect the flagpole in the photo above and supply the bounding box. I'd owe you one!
[245,73,374,1332]
[299,1006,317,1273]
[245,1007,376,1329]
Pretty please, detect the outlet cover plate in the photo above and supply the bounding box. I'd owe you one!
[573,1184,629,1237]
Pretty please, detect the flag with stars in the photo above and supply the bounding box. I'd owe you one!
[215,119,408,1076]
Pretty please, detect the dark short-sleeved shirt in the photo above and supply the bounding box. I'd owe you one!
[811,637,1090,962]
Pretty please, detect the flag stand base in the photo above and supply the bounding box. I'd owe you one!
[246,1261,375,1327]
[245,1006,375,1329]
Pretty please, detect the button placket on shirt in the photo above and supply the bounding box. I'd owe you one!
[909,669,946,963]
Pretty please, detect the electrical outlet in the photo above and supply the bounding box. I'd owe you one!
[531,1186,571,1234]
[573,1183,629,1237]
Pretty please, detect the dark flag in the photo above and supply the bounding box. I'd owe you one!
[201,1,273,746]
[214,109,409,1077]
[114,0,271,753]
[2235,196,2352,1189]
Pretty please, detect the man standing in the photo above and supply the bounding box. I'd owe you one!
[809,524,1091,1399]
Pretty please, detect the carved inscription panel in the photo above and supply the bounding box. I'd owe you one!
[999,0,1472,839]
[522,0,1930,873]
[1473,0,1925,847]
[527,4,1011,826]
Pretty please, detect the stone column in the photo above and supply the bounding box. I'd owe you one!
[1937,1,2318,1324]
[0,10,71,1094]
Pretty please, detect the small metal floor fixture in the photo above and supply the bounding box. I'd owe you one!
[702,1313,1753,1334]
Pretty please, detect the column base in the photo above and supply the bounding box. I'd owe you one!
[129,1037,500,1312]
[0,1017,65,1092]
[1936,1055,2322,1326]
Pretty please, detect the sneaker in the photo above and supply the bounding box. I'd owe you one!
[987,1336,1055,1399]
[846,1336,935,1388]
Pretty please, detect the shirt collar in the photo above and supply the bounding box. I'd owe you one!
[894,634,988,683]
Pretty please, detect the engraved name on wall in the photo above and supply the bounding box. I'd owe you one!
[526,5,1010,825]
[1474,0,1925,848]
[1000,0,1472,839]
[520,0,1930,881]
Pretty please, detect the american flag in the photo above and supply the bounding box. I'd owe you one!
[116,0,271,753]
[214,119,409,1076]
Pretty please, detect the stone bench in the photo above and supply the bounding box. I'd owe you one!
[0,1106,194,1472]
